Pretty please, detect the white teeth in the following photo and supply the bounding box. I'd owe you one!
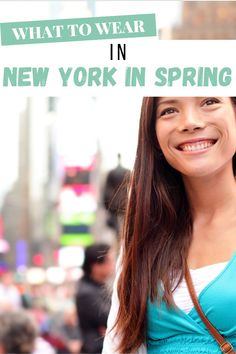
[181,141,214,151]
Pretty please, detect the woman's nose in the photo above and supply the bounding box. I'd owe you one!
[177,109,205,132]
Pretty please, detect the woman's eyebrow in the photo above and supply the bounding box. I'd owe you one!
[157,99,179,108]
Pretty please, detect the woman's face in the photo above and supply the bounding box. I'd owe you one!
[155,97,236,178]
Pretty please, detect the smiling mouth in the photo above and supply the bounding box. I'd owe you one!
[177,139,217,152]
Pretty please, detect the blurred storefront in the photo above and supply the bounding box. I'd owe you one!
[172,1,236,39]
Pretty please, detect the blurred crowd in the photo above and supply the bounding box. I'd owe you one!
[0,243,116,354]
[0,154,131,354]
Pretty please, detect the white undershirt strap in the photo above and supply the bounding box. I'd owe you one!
[172,262,227,314]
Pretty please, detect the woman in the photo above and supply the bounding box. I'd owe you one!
[102,97,236,354]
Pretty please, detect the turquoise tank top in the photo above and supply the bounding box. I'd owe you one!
[147,252,236,353]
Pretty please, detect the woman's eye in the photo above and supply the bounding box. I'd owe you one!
[160,107,177,116]
[203,98,220,106]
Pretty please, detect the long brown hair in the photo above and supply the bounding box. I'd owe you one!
[115,97,236,353]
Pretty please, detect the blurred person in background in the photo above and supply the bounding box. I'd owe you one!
[0,310,37,354]
[0,310,56,354]
[59,302,82,354]
[0,269,21,311]
[103,153,130,239]
[75,243,115,354]
[18,282,33,309]
[30,297,49,332]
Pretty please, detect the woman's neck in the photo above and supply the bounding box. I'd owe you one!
[182,162,236,223]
